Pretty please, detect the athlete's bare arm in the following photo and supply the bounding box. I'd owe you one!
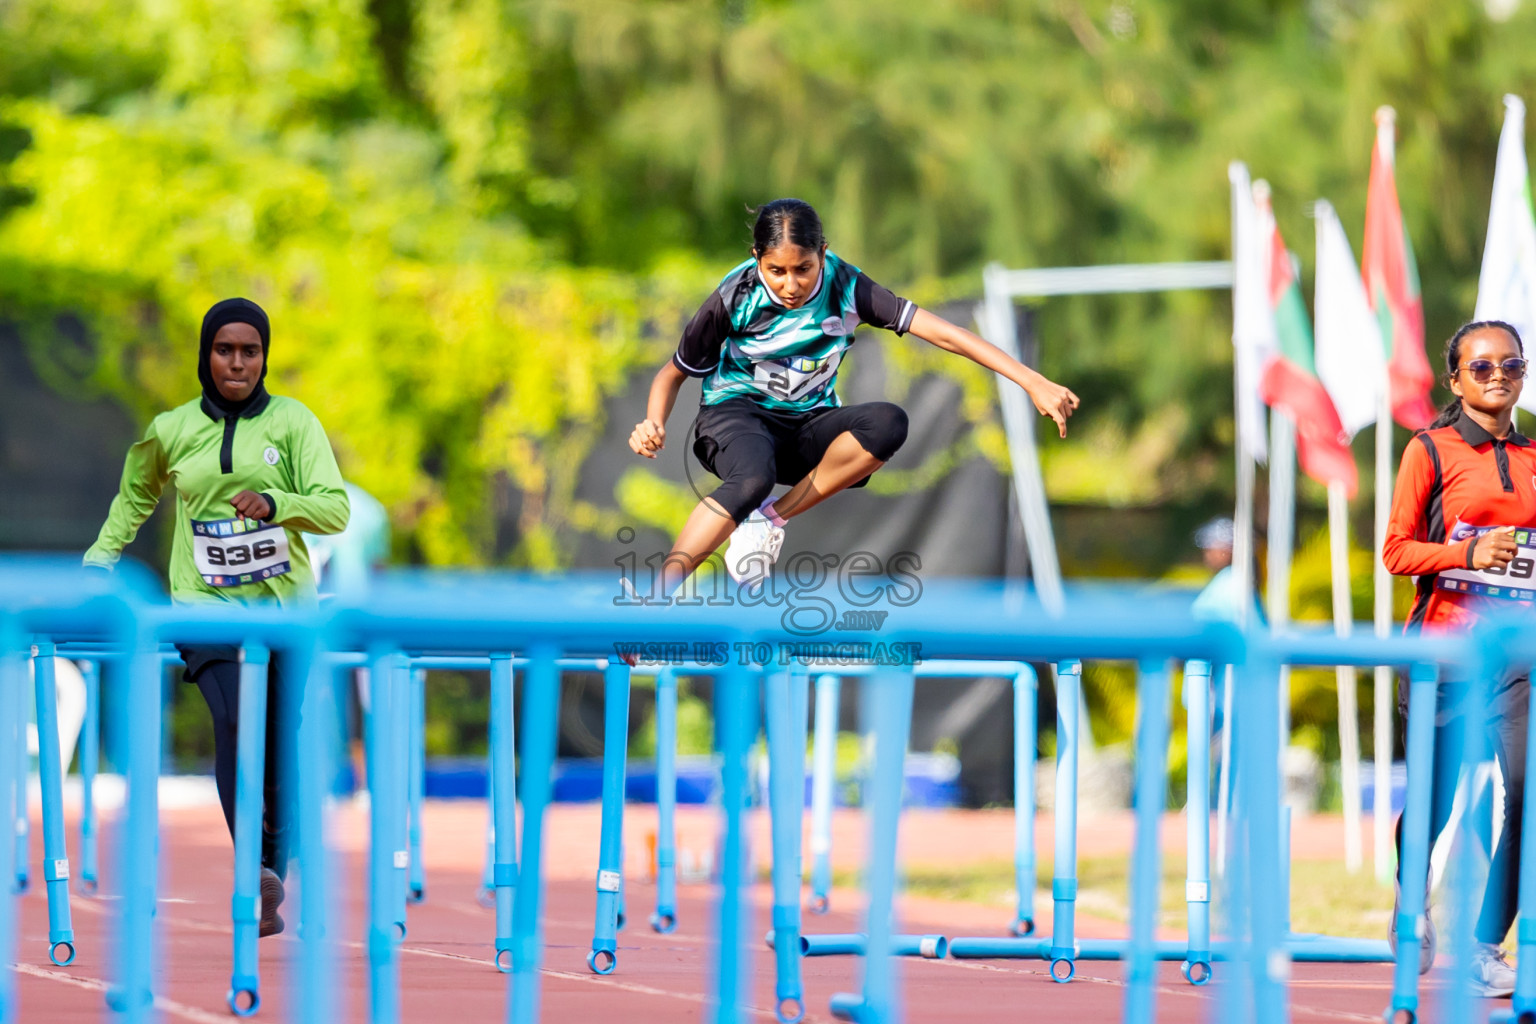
[907,308,1080,438]
[630,361,688,458]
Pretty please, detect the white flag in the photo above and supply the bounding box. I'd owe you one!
[1475,95,1536,414]
[1314,199,1386,438]
[1230,161,1270,463]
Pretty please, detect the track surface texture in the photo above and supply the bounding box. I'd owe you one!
[9,800,1495,1022]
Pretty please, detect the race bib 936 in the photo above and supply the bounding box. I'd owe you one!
[191,516,291,587]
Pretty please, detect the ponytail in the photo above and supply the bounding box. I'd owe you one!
[1427,397,1462,430]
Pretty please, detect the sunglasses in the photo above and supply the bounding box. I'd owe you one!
[1457,358,1529,383]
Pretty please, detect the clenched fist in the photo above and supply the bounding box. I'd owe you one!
[630,419,666,458]
[230,490,274,521]
[1472,526,1519,570]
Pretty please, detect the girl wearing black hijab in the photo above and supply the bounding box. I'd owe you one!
[86,298,351,935]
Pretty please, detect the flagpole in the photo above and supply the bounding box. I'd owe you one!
[1266,409,1295,749]
[1372,106,1397,884]
[1222,161,1262,876]
[1328,481,1364,872]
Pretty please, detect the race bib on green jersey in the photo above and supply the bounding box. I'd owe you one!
[191,516,291,587]
[1436,523,1536,601]
[751,351,844,403]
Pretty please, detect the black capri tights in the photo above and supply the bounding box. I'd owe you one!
[699,400,909,524]
[182,650,296,877]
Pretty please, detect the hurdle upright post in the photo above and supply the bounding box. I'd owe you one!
[10,656,26,897]
[226,643,270,1015]
[710,661,757,1024]
[1510,654,1536,1018]
[389,657,411,938]
[293,640,339,1024]
[588,658,632,974]
[78,658,100,895]
[830,665,915,1024]
[1012,664,1038,937]
[1049,660,1083,982]
[1240,649,1289,1024]
[1123,658,1173,1024]
[809,672,840,915]
[29,640,75,966]
[1181,660,1213,985]
[366,647,401,1024]
[1440,644,1500,1024]
[652,666,679,933]
[488,652,517,972]
[1388,661,1437,1023]
[407,667,426,904]
[0,621,23,1023]
[765,664,809,1022]
[508,644,561,1024]
[112,631,164,1023]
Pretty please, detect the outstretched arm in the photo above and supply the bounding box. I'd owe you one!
[84,421,169,568]
[907,308,1080,437]
[630,361,688,458]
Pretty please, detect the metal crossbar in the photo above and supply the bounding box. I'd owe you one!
[1,562,1525,1024]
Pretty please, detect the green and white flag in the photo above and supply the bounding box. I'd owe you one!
[1474,94,1536,414]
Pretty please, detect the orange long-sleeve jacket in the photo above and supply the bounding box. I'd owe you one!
[1383,415,1536,632]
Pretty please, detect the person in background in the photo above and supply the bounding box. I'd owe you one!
[305,481,390,791]
[1382,319,1534,995]
[305,482,389,599]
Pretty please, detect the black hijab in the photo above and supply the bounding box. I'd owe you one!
[199,297,272,420]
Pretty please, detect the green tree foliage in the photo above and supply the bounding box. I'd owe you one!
[6,0,1536,572]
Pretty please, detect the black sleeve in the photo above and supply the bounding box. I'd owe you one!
[672,291,730,377]
[853,272,918,336]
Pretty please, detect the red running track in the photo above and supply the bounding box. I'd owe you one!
[7,801,1492,1023]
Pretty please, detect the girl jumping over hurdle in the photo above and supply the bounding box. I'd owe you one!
[1383,319,1534,996]
[84,298,351,938]
[629,198,1079,592]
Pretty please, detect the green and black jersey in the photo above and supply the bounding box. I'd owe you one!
[672,252,918,413]
[84,395,350,606]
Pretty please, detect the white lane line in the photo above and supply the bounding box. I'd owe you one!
[70,896,811,1022]
[377,941,790,1022]
[936,957,1380,1023]
[10,962,229,1024]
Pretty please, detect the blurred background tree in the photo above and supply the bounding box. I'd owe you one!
[4,0,1533,764]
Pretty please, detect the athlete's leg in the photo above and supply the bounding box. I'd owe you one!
[768,402,908,521]
[261,658,294,879]
[1393,683,1466,881]
[660,434,777,593]
[191,660,242,838]
[1476,675,1529,944]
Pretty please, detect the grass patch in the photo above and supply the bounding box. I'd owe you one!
[837,857,1393,940]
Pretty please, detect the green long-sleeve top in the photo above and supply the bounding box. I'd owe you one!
[84,395,351,606]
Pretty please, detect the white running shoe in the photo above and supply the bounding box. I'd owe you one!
[1468,942,1516,997]
[724,511,785,584]
[1387,877,1436,975]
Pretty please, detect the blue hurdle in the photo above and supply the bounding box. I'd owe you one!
[5,564,1524,1024]
[77,658,100,896]
[0,623,20,1023]
[407,666,426,904]
[808,671,839,915]
[9,648,27,898]
[651,665,679,933]
[588,658,631,975]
